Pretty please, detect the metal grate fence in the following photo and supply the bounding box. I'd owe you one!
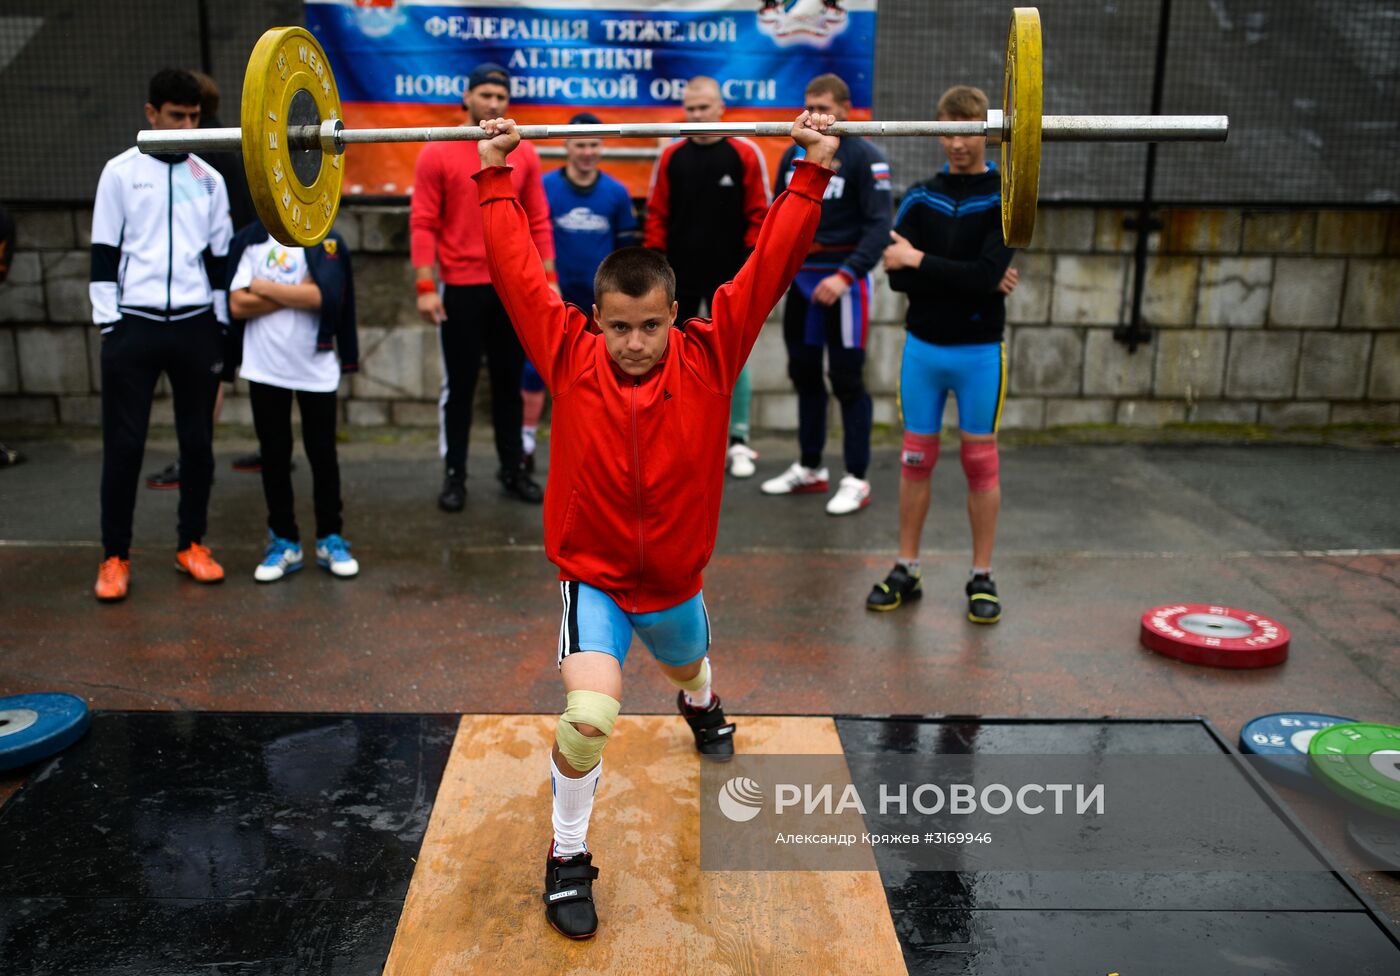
[1,0,1396,206]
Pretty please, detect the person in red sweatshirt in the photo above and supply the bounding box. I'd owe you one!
[410,62,551,512]
[474,111,837,940]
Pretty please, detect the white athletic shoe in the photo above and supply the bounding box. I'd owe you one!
[254,533,303,583]
[825,474,872,516]
[727,442,758,479]
[760,461,830,495]
[316,535,360,579]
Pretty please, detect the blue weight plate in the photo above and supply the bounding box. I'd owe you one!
[0,692,91,772]
[1238,711,1355,795]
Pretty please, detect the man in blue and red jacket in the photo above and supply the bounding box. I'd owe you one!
[762,73,893,517]
[474,111,838,941]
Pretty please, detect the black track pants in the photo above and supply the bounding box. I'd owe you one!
[438,284,525,477]
[249,381,342,542]
[99,312,222,558]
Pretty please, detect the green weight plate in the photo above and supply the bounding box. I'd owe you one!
[1308,722,1400,820]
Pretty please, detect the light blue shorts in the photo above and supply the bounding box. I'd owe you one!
[899,334,1006,435]
[556,581,710,669]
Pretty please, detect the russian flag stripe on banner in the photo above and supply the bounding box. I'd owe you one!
[304,0,878,197]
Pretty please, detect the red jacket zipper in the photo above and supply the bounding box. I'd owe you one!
[630,378,645,611]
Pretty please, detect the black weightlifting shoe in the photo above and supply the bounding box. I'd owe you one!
[145,460,181,490]
[866,563,923,611]
[678,691,736,761]
[231,451,287,473]
[437,472,466,513]
[543,846,600,939]
[500,467,544,504]
[966,574,1002,625]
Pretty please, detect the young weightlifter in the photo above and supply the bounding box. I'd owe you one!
[866,85,1018,624]
[473,111,838,939]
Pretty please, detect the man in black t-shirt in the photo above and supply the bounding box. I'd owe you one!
[644,76,771,478]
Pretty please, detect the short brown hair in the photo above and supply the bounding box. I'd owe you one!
[805,73,851,104]
[937,85,989,121]
[188,70,220,119]
[594,247,676,305]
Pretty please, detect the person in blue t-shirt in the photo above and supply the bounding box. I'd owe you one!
[523,112,640,469]
[543,112,640,310]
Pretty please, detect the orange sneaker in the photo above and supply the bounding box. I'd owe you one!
[95,556,130,602]
[175,543,225,583]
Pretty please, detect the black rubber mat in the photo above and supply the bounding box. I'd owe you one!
[1,713,1397,974]
[836,717,1400,975]
[0,712,457,976]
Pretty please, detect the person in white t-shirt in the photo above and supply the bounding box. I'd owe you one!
[227,228,360,582]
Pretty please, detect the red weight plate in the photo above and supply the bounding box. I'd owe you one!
[1139,603,1290,669]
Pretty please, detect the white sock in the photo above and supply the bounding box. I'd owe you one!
[898,558,921,576]
[683,656,713,710]
[551,753,601,858]
[971,567,992,579]
[522,427,537,455]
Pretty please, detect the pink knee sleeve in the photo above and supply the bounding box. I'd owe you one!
[960,440,999,492]
[900,432,940,481]
[521,389,546,428]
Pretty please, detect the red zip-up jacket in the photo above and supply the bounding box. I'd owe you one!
[475,159,833,612]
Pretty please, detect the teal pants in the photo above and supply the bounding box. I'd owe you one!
[730,365,751,442]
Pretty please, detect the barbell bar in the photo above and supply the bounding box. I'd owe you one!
[135,9,1229,250]
[138,115,1231,155]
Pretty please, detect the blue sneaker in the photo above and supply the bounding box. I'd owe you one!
[254,532,303,583]
[316,534,359,579]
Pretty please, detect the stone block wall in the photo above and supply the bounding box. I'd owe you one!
[2,204,1397,431]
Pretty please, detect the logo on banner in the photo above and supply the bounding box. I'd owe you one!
[352,0,407,39]
[758,0,850,48]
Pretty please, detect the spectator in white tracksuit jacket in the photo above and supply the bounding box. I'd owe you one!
[89,68,233,602]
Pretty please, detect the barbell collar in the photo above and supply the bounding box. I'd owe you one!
[135,115,1228,156]
[986,109,1005,145]
[320,119,346,155]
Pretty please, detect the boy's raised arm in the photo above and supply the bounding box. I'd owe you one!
[473,119,592,394]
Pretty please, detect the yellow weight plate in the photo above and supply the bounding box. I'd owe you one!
[1001,8,1043,248]
[242,26,343,247]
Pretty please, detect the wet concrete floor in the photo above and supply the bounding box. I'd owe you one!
[1,432,1398,961]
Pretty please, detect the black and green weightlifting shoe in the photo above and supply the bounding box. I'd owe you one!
[966,574,1002,624]
[866,563,923,611]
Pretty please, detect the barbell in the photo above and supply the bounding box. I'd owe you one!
[137,8,1228,249]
